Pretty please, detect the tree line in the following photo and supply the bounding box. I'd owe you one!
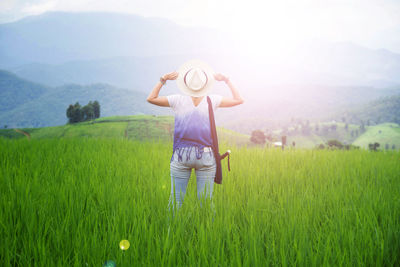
[66,101,100,123]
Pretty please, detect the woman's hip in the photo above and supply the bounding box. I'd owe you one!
[171,146,216,169]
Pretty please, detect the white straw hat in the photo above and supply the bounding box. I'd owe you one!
[176,60,215,97]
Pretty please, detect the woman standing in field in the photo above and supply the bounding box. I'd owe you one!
[147,60,244,210]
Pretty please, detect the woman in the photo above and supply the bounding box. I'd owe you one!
[147,62,244,210]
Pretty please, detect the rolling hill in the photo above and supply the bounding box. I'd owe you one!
[275,122,361,149]
[0,69,49,113]
[0,70,166,128]
[2,114,398,150]
[2,68,400,144]
[336,95,400,125]
[272,122,400,149]
[0,115,250,146]
[353,123,400,150]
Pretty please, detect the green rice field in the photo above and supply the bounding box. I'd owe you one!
[1,138,399,266]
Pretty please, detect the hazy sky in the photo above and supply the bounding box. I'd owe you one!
[1,0,400,52]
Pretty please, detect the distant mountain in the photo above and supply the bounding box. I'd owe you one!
[288,41,400,87]
[9,43,400,90]
[0,70,49,112]
[369,26,400,54]
[11,55,191,93]
[336,95,400,125]
[0,11,229,68]
[0,70,169,128]
[1,69,400,129]
[1,12,400,88]
[2,11,400,129]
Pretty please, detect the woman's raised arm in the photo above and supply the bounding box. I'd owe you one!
[147,71,178,107]
[214,73,244,107]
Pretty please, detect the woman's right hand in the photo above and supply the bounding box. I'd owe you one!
[147,71,178,107]
[162,71,178,81]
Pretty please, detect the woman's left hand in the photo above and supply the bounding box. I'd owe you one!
[162,71,179,81]
[214,73,228,82]
[215,73,244,107]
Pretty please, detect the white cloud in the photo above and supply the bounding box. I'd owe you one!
[0,0,18,11]
[1,0,400,52]
[21,0,57,15]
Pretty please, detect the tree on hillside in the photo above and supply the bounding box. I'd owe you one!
[82,102,95,121]
[368,142,380,151]
[66,102,83,123]
[250,130,266,144]
[66,104,74,123]
[93,100,100,118]
[282,136,287,146]
[327,139,343,149]
[66,100,100,124]
[345,123,348,131]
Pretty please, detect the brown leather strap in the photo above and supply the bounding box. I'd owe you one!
[207,96,222,184]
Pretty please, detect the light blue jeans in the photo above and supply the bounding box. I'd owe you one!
[169,146,216,210]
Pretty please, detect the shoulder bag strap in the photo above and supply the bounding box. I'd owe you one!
[207,96,223,184]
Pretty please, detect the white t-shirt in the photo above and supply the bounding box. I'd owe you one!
[167,94,222,151]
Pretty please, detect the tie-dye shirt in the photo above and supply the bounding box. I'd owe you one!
[167,94,222,155]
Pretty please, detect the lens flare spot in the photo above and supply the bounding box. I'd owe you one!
[103,260,116,267]
[119,240,130,250]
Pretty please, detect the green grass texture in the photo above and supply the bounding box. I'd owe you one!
[1,138,399,266]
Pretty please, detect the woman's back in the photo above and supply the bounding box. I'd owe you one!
[167,94,222,152]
